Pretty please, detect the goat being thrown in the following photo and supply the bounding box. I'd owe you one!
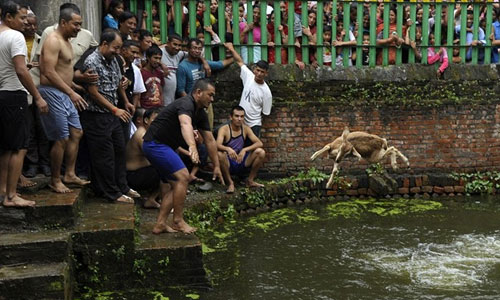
[310,128,410,188]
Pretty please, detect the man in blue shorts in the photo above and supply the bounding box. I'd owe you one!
[0,1,48,207]
[216,105,266,194]
[143,78,224,234]
[38,4,89,193]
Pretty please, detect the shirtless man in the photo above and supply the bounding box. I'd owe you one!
[126,108,167,208]
[39,5,89,193]
[217,105,266,194]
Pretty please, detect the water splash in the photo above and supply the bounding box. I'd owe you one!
[364,233,500,290]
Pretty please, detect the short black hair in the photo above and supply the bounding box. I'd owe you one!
[255,60,269,71]
[137,29,152,41]
[60,3,80,14]
[231,105,245,116]
[132,107,145,124]
[187,38,202,49]
[144,108,160,121]
[122,39,139,49]
[1,1,20,21]
[119,11,136,25]
[100,29,120,45]
[146,44,162,58]
[168,33,182,43]
[192,78,214,93]
[59,6,80,23]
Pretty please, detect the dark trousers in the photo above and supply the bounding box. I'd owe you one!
[25,104,50,168]
[80,111,129,201]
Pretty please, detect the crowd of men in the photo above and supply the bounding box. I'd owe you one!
[0,1,273,234]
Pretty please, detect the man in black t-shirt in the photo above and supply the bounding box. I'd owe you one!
[143,78,224,234]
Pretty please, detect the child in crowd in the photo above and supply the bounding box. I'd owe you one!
[152,19,161,45]
[427,33,449,78]
[103,0,124,30]
[140,45,165,108]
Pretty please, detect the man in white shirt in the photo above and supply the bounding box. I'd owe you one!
[160,33,186,106]
[225,43,272,138]
[0,1,48,207]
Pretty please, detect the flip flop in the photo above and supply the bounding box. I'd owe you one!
[198,181,213,192]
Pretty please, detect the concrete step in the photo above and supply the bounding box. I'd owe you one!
[134,209,209,289]
[0,188,83,233]
[0,231,71,266]
[72,199,136,291]
[0,262,71,300]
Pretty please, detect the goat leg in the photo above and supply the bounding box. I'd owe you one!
[311,145,331,161]
[326,162,340,188]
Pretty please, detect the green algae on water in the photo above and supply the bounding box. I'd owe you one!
[327,198,443,219]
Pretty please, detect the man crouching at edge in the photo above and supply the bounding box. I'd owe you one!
[142,78,224,234]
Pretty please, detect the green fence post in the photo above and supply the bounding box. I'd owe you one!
[434,2,443,66]
[174,0,182,36]
[203,0,212,60]
[287,1,295,65]
[459,3,467,63]
[342,2,350,67]
[218,1,226,60]
[246,2,254,63]
[301,1,309,65]
[421,2,429,64]
[260,1,268,62]
[396,0,403,65]
[232,0,241,54]
[382,3,389,66]
[408,1,416,64]
[447,2,455,64]
[159,0,167,43]
[145,0,152,32]
[369,1,377,67]
[485,1,493,64]
[188,0,196,38]
[471,3,480,64]
[316,1,324,66]
[355,0,363,68]
[130,0,137,14]
[273,1,282,64]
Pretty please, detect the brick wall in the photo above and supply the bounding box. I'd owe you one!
[212,64,500,175]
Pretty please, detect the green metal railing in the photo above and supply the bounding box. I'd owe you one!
[129,0,497,67]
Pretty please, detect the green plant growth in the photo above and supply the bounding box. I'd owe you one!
[366,163,385,176]
[451,171,500,195]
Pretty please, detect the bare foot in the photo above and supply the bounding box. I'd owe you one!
[62,175,90,186]
[116,195,134,204]
[143,198,160,209]
[172,219,197,234]
[152,223,178,234]
[127,189,141,198]
[246,181,264,188]
[188,175,205,183]
[49,181,72,193]
[226,183,235,194]
[18,175,37,188]
[3,194,35,207]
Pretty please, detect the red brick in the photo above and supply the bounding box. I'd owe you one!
[346,189,359,196]
[433,186,445,194]
[357,188,367,195]
[410,187,421,194]
[398,187,409,194]
[326,190,337,196]
[444,186,455,193]
[415,177,422,187]
[403,178,410,188]
[421,186,433,193]
[454,186,465,193]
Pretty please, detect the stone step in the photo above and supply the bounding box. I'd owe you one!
[134,209,209,289]
[0,188,83,233]
[0,231,71,266]
[0,262,71,300]
[72,199,136,291]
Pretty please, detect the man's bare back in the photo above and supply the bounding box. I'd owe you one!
[126,127,152,171]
